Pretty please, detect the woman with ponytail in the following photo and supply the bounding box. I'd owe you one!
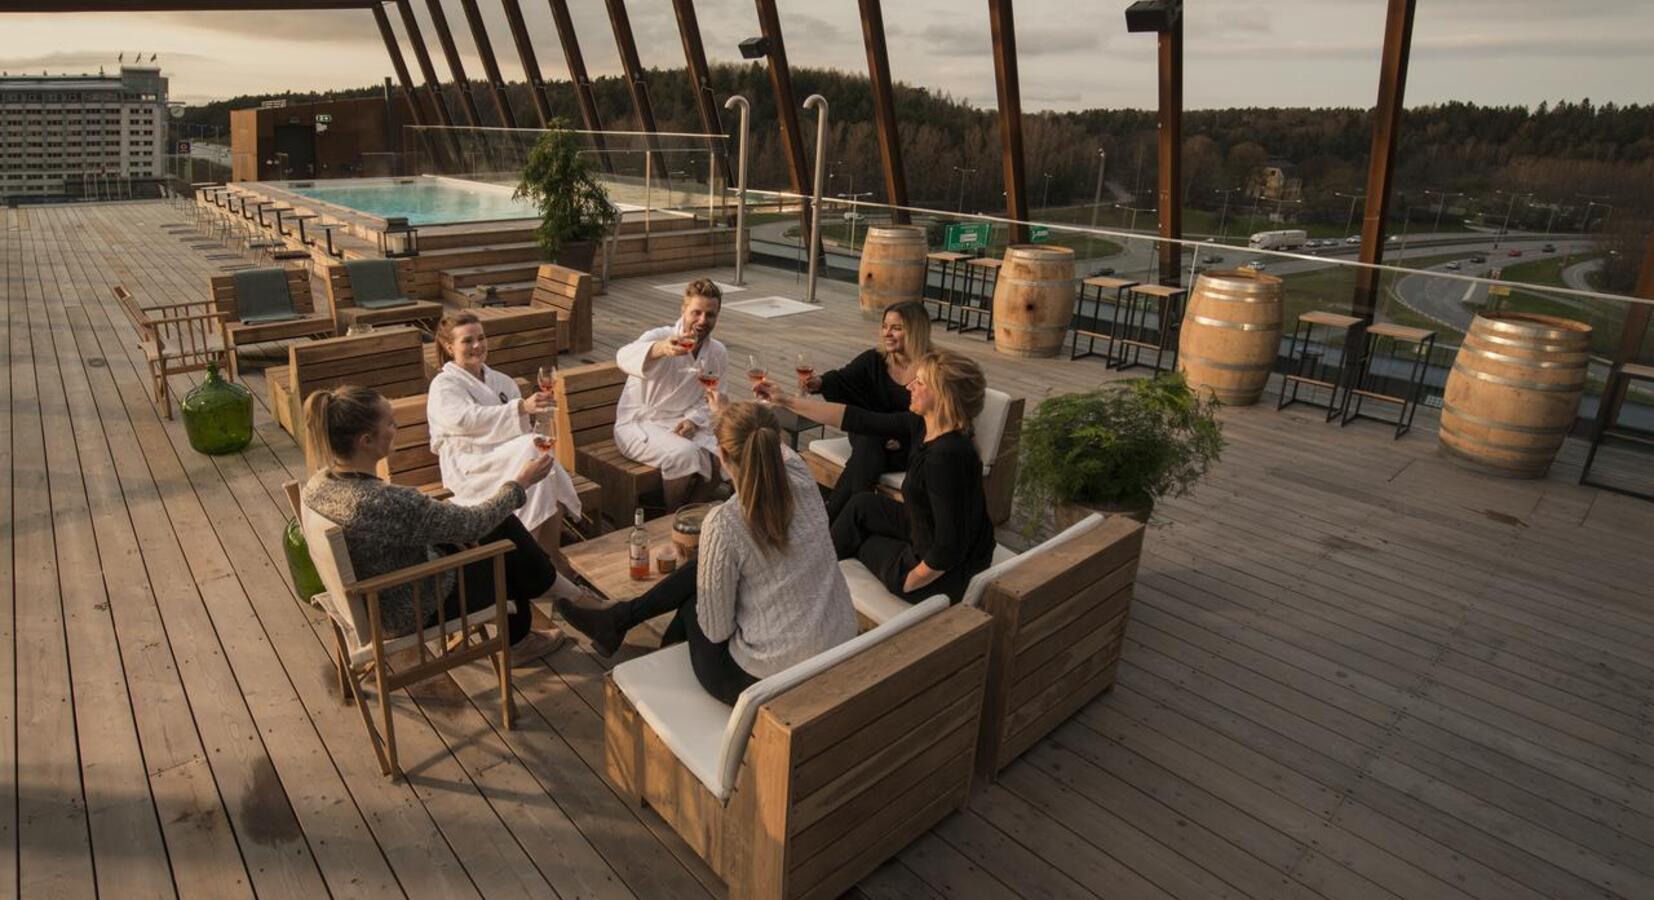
[556,397,856,704]
[301,384,589,664]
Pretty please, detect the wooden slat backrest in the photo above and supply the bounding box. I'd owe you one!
[323,259,417,312]
[149,303,227,366]
[474,308,559,382]
[530,264,593,353]
[112,285,152,339]
[552,362,627,469]
[208,266,315,322]
[376,378,533,488]
[287,326,427,404]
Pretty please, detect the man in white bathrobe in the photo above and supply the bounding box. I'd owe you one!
[615,279,730,509]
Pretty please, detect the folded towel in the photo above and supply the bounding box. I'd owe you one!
[345,259,414,309]
[232,267,301,324]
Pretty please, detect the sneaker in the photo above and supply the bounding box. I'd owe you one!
[554,595,625,658]
[510,628,569,667]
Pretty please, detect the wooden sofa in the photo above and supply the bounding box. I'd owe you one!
[838,513,1145,783]
[266,327,428,459]
[208,265,335,352]
[529,264,594,354]
[322,259,443,333]
[553,362,661,528]
[423,307,561,384]
[802,389,1024,526]
[605,598,993,900]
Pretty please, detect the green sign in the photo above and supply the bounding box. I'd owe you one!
[945,222,992,252]
[315,113,334,124]
[1029,224,1052,243]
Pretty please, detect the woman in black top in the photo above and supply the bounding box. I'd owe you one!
[799,301,932,520]
[763,349,995,603]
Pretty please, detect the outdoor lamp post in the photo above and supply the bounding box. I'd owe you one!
[1214,186,1242,244]
[1427,189,1463,234]
[379,217,421,258]
[1335,190,1364,241]
[951,166,976,214]
[839,190,874,247]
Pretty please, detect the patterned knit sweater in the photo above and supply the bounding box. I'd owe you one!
[302,469,525,637]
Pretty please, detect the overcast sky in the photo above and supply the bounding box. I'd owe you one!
[1,1,1649,110]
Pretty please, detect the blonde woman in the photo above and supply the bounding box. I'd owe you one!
[799,300,932,518]
[300,385,567,663]
[762,349,994,604]
[556,399,856,704]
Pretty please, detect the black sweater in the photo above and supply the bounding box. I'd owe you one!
[819,349,910,417]
[840,406,995,574]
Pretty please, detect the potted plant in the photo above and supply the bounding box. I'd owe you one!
[1015,372,1224,533]
[513,119,620,273]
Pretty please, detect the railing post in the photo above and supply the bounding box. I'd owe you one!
[804,94,829,304]
[724,95,751,285]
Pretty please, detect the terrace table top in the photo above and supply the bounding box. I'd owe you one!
[563,515,679,603]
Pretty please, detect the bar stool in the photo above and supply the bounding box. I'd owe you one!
[1113,283,1187,373]
[1340,322,1437,438]
[956,256,1002,339]
[1580,361,1654,500]
[924,250,971,324]
[1279,311,1363,419]
[1071,275,1139,361]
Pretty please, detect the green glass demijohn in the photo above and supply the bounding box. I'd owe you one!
[181,361,254,455]
[283,518,325,608]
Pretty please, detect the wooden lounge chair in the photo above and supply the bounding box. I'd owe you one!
[208,265,335,353]
[113,284,234,418]
[323,259,443,333]
[553,362,660,528]
[529,263,594,354]
[838,513,1145,784]
[422,307,560,384]
[802,388,1025,525]
[605,598,993,900]
[266,327,429,461]
[294,480,519,779]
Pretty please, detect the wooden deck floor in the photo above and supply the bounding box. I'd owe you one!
[4,199,1654,899]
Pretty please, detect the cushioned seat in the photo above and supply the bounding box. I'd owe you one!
[807,385,1013,486]
[610,595,949,800]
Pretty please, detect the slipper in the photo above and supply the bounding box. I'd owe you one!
[510,628,569,667]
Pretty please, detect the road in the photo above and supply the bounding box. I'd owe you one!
[1391,238,1595,332]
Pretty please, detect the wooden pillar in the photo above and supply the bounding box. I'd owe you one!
[371,3,428,128]
[1351,0,1416,319]
[424,0,484,126]
[671,0,733,185]
[543,0,614,171]
[456,0,517,128]
[986,0,1028,243]
[1156,14,1183,286]
[857,0,909,222]
[500,0,553,127]
[752,0,809,197]
[1615,237,1654,367]
[395,0,456,129]
[603,0,666,181]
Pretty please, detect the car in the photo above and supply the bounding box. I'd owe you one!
[1243,259,1268,271]
[1444,261,1461,270]
[1542,243,1556,253]
[1469,254,1486,264]
[1088,266,1116,278]
[1344,236,1361,245]
[1304,240,1320,248]
[1507,249,1523,257]
[1201,254,1224,264]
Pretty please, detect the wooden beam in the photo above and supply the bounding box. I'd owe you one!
[1156,16,1183,286]
[752,0,809,197]
[671,0,734,185]
[424,0,484,126]
[857,0,909,222]
[395,0,456,129]
[1351,0,1416,319]
[987,0,1029,243]
[1613,236,1654,367]
[500,0,553,127]
[544,0,614,171]
[0,1,375,8]
[456,0,517,128]
[371,2,429,130]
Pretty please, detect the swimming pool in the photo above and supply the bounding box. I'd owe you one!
[283,177,539,225]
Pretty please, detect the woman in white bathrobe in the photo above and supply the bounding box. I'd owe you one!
[429,312,583,559]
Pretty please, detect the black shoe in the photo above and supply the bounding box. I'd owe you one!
[554,595,626,658]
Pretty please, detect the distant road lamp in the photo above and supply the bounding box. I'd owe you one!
[1213,186,1242,243]
[951,165,976,214]
[1040,172,1054,211]
[1426,189,1464,234]
[1577,194,1614,233]
[838,189,873,247]
[1088,148,1108,231]
[1491,190,1532,249]
[1334,190,1365,241]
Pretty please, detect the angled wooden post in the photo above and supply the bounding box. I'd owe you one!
[752,0,810,199]
[857,0,909,222]
[603,0,669,180]
[499,0,553,127]
[1156,13,1183,286]
[1351,0,1417,320]
[545,0,615,171]
[987,0,1029,243]
[456,0,518,128]
[371,3,429,129]
[424,0,484,126]
[671,0,734,186]
[395,0,456,129]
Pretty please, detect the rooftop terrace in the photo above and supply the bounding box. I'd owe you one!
[3,198,1653,899]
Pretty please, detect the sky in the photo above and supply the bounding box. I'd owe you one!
[0,1,1649,110]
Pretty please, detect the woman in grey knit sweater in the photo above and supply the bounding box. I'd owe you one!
[557,399,857,705]
[300,385,573,662]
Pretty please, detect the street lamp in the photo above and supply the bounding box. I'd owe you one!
[1213,186,1242,244]
[1088,148,1107,231]
[1335,190,1365,241]
[1040,172,1054,211]
[1425,189,1464,234]
[1577,194,1614,233]
[1491,190,1531,249]
[951,165,976,214]
[837,190,873,247]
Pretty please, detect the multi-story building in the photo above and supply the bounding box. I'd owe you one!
[0,66,168,203]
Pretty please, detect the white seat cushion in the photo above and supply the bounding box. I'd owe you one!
[842,546,1017,626]
[808,436,852,468]
[974,388,1013,469]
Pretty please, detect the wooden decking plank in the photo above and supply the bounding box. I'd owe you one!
[932,811,1099,900]
[895,830,1025,900]
[0,211,21,896]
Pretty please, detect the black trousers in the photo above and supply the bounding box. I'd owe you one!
[830,492,978,604]
[620,561,759,706]
[825,432,909,521]
[438,515,553,645]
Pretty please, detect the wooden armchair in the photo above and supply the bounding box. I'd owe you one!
[554,361,660,528]
[292,479,519,779]
[322,259,443,333]
[208,265,335,353]
[605,598,993,900]
[529,263,594,354]
[113,284,234,418]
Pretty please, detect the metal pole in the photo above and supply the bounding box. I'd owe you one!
[723,95,750,285]
[1088,149,1106,229]
[804,94,828,304]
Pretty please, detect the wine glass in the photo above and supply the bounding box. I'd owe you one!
[695,360,720,391]
[531,413,555,454]
[794,352,814,392]
[746,353,767,388]
[675,331,698,352]
[536,363,557,396]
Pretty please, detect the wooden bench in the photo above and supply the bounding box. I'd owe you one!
[422,306,561,384]
[802,389,1025,526]
[378,387,602,532]
[839,513,1144,784]
[322,259,444,333]
[529,263,594,354]
[266,327,428,459]
[554,362,660,529]
[113,284,233,418]
[208,265,336,353]
[605,598,993,900]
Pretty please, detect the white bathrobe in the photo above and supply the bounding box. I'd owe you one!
[427,361,581,531]
[614,319,729,480]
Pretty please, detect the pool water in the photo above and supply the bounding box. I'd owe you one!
[288,179,539,225]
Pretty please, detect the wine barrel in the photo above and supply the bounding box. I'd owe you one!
[857,225,928,318]
[1176,269,1283,405]
[992,244,1076,358]
[1439,312,1591,478]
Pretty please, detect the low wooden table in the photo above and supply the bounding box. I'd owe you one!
[563,515,679,603]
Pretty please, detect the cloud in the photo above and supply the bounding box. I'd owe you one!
[0,50,207,72]
[152,10,381,44]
